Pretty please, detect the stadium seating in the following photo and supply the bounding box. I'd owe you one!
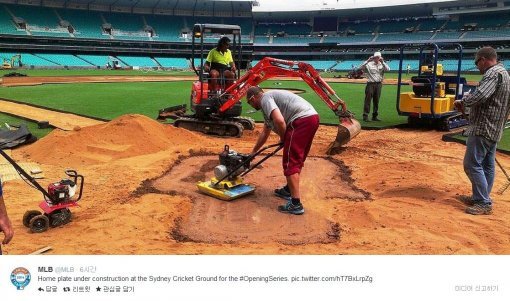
[75,55,112,67]
[0,52,58,67]
[6,4,70,37]
[153,57,190,69]
[56,8,107,39]
[0,6,21,34]
[144,14,184,42]
[36,53,93,67]
[116,56,158,67]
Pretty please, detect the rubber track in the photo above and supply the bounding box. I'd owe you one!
[174,117,244,137]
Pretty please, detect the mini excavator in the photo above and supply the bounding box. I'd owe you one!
[396,43,475,130]
[158,24,361,152]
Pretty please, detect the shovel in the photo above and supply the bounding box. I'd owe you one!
[496,158,510,195]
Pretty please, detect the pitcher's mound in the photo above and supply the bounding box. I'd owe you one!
[152,156,366,244]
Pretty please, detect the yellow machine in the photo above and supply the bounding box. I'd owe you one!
[420,64,443,76]
[197,143,282,201]
[1,55,21,70]
[396,44,473,130]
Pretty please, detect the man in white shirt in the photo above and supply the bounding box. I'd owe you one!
[359,51,390,122]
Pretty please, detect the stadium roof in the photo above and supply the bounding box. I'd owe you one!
[253,0,457,12]
[0,0,254,12]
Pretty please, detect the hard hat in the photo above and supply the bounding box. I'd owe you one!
[373,51,382,57]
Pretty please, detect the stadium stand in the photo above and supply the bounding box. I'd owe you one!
[56,8,107,39]
[153,57,189,69]
[116,56,158,67]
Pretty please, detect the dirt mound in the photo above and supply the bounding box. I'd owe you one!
[22,114,207,164]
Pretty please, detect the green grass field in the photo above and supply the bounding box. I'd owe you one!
[0,69,508,152]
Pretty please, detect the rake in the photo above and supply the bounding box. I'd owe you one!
[495,158,510,195]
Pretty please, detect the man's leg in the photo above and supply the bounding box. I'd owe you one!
[372,83,382,120]
[278,115,319,215]
[482,140,497,195]
[286,173,300,199]
[363,84,373,121]
[208,69,219,92]
[223,70,235,90]
[464,136,494,215]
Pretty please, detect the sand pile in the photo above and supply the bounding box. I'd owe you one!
[22,114,207,164]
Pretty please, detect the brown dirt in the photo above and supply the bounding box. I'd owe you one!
[1,114,509,255]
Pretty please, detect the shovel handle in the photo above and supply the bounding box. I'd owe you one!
[496,158,510,180]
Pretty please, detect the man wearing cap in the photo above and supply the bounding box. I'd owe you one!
[0,178,14,254]
[359,51,390,122]
[245,86,319,215]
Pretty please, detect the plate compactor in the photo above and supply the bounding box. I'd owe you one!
[197,143,283,201]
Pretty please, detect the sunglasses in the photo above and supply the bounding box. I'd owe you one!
[474,57,484,65]
[247,95,255,103]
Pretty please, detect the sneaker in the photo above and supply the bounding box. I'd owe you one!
[363,116,370,122]
[274,186,291,199]
[278,200,305,215]
[465,203,492,215]
[372,117,381,121]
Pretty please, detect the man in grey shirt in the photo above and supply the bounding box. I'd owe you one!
[454,46,510,215]
[246,87,319,215]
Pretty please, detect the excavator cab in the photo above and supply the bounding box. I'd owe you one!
[157,24,254,137]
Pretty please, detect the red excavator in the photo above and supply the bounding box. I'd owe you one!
[158,24,361,151]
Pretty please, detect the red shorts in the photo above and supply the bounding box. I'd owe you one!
[282,114,320,176]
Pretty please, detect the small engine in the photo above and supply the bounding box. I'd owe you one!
[214,145,251,181]
[45,179,77,205]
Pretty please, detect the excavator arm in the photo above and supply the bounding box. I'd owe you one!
[218,57,361,150]
[219,57,352,117]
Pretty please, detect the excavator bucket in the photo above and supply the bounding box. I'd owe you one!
[157,104,187,121]
[327,117,361,155]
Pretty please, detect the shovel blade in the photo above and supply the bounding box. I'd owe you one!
[327,117,361,154]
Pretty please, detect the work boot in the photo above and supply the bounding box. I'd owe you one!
[465,203,492,215]
[372,116,381,121]
[457,195,476,206]
[278,199,304,215]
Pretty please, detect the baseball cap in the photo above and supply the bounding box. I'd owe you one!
[373,51,382,57]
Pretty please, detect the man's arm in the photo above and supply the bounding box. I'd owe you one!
[463,73,499,107]
[270,108,287,141]
[204,61,211,72]
[252,124,272,154]
[358,57,372,70]
[380,58,390,71]
[0,196,13,245]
